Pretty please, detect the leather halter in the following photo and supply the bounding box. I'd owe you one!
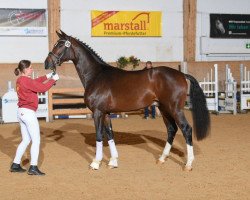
[48,40,71,72]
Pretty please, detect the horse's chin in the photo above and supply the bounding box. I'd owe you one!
[50,66,57,71]
[44,59,55,70]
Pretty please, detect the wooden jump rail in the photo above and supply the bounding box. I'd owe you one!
[48,88,92,121]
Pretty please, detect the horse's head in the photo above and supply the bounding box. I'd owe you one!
[44,30,74,71]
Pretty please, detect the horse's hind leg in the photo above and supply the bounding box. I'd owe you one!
[104,115,118,169]
[174,110,194,171]
[158,113,178,164]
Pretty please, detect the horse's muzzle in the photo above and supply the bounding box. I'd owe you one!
[44,58,55,70]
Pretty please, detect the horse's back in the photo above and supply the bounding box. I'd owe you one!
[97,65,188,97]
[102,65,186,84]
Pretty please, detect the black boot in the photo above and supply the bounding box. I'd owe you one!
[28,165,45,176]
[10,163,26,173]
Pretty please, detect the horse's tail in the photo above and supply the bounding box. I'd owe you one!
[184,74,210,141]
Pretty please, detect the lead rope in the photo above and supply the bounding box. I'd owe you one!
[52,68,56,85]
[52,68,56,75]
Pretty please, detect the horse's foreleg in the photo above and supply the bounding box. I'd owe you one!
[90,110,105,170]
[104,115,118,169]
[158,114,178,164]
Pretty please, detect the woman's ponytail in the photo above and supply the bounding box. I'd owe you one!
[14,67,19,76]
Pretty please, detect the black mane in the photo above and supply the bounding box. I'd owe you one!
[72,36,109,66]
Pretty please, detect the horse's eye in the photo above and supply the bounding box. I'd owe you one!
[58,43,64,47]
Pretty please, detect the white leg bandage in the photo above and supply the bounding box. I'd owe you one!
[90,141,103,170]
[95,141,103,161]
[186,144,194,167]
[108,139,118,158]
[159,142,172,162]
[108,139,118,168]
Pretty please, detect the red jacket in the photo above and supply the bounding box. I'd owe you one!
[16,75,55,111]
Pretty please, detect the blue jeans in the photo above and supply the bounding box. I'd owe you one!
[144,105,156,118]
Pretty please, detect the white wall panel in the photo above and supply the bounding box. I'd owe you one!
[0,37,48,62]
[196,0,250,61]
[60,0,183,62]
[61,0,182,12]
[198,0,250,14]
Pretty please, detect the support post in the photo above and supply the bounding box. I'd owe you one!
[183,0,197,62]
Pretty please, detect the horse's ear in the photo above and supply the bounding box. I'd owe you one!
[59,29,68,38]
[56,30,63,39]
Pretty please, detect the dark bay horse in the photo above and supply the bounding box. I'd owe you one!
[44,30,210,171]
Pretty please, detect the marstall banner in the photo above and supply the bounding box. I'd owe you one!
[91,10,162,37]
[210,14,250,38]
[0,8,47,36]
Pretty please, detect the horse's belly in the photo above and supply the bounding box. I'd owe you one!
[108,93,152,112]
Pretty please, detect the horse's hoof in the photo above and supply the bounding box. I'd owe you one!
[108,165,118,169]
[108,157,118,169]
[89,159,101,170]
[183,165,192,171]
[157,156,166,164]
[156,159,165,164]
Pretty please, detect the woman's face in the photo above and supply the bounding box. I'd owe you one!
[23,65,33,77]
[146,63,152,68]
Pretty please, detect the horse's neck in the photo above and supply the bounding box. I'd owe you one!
[73,48,103,88]
[75,63,102,88]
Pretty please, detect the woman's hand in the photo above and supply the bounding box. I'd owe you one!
[52,73,59,81]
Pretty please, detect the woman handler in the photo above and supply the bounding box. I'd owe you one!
[10,60,59,176]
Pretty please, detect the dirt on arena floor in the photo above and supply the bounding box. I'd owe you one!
[0,110,249,200]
